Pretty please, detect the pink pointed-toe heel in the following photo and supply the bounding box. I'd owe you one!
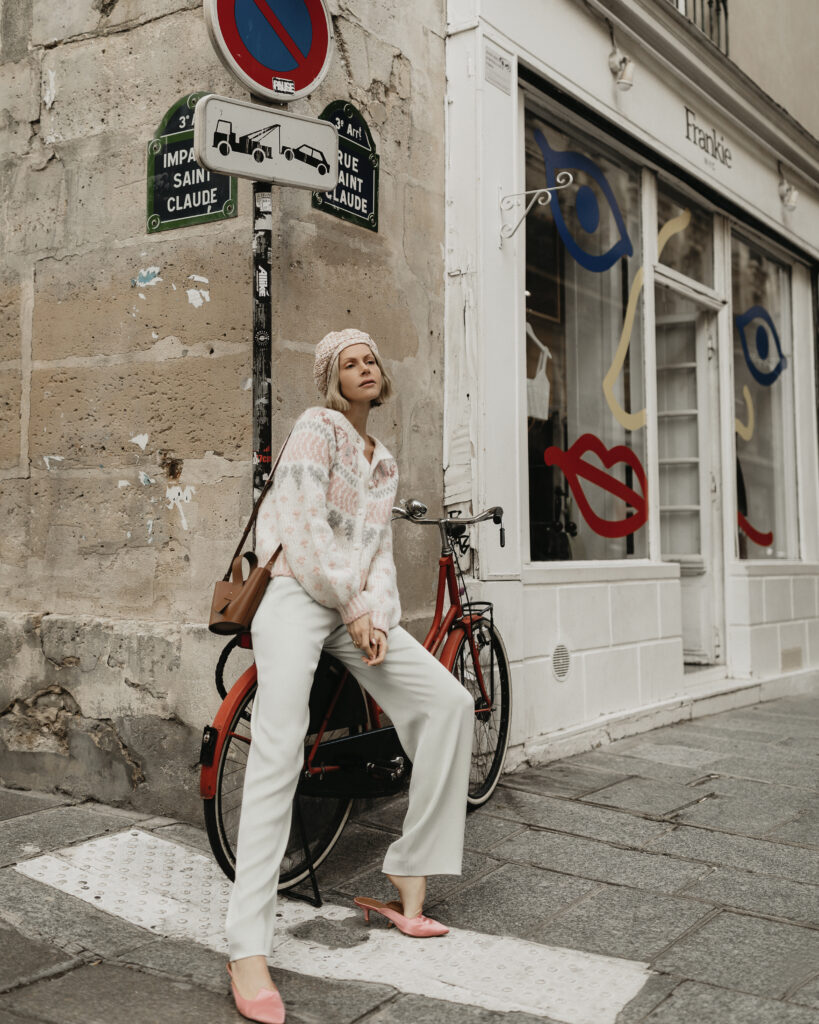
[226,964,286,1024]
[354,896,449,937]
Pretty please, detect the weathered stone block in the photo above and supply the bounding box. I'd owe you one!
[0,369,21,468]
[31,0,199,46]
[0,268,22,364]
[0,685,145,802]
[28,353,250,466]
[39,11,236,144]
[33,231,248,361]
[0,57,39,159]
[1,154,67,255]
[0,0,33,63]
[270,212,425,362]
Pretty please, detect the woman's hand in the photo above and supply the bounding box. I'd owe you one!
[347,614,374,660]
[346,616,388,665]
[364,629,388,666]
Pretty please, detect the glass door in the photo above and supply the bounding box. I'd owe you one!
[655,284,724,663]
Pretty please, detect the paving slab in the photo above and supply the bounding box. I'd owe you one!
[356,797,525,854]
[614,973,681,1024]
[765,808,819,846]
[648,727,819,770]
[430,862,599,942]
[491,828,709,895]
[362,992,563,1024]
[0,866,155,957]
[560,750,711,786]
[679,866,819,926]
[353,793,407,831]
[709,754,819,789]
[698,709,819,740]
[332,848,499,906]
[0,806,130,867]
[653,911,819,998]
[582,778,706,816]
[0,787,71,822]
[685,774,816,807]
[147,822,213,855]
[117,937,397,1023]
[479,787,671,848]
[672,793,803,836]
[0,918,76,992]
[790,975,819,1010]
[609,740,728,770]
[313,821,394,888]
[641,980,819,1023]
[645,823,819,883]
[0,962,246,1024]
[501,764,631,799]
[542,884,713,962]
[772,735,819,759]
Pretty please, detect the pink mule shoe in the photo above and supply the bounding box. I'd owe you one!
[354,896,449,937]
[226,964,286,1024]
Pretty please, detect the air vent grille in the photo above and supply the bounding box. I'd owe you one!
[552,643,571,681]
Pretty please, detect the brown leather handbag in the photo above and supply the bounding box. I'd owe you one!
[208,432,291,635]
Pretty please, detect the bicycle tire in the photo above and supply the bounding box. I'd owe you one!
[203,675,368,888]
[449,619,512,806]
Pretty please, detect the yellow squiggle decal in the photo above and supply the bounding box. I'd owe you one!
[602,209,692,431]
[735,384,755,441]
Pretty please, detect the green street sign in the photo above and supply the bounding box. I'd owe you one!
[312,101,378,232]
[146,92,237,233]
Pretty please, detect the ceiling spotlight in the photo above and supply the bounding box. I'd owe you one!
[609,50,634,90]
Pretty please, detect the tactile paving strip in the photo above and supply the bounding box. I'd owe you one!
[17,829,651,1024]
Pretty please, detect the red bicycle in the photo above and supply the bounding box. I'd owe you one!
[199,499,512,895]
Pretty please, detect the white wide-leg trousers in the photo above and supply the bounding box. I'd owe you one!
[225,576,475,960]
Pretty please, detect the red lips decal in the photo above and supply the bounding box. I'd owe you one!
[737,512,773,549]
[545,433,648,539]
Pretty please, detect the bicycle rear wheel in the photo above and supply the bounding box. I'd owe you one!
[449,619,512,806]
[203,658,368,888]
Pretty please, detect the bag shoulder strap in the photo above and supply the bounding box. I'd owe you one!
[223,428,293,580]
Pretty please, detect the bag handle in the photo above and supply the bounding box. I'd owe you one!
[222,429,292,581]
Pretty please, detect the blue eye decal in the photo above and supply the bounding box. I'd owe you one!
[735,305,787,386]
[534,130,633,273]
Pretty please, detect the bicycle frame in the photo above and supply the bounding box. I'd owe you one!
[200,522,498,800]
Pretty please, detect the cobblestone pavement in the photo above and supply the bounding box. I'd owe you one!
[0,691,818,1023]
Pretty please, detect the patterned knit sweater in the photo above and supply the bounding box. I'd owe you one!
[256,406,401,634]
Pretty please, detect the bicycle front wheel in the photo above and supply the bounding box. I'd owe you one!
[449,619,512,807]
[203,671,367,889]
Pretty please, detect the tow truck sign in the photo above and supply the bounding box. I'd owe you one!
[193,94,338,190]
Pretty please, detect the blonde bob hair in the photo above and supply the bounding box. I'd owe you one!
[325,347,393,411]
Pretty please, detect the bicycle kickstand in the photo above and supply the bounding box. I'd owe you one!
[284,795,323,909]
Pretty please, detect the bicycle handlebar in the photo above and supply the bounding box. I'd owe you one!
[392,500,506,547]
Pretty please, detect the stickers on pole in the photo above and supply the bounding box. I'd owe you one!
[146,92,237,233]
[204,0,334,102]
[193,93,339,191]
[312,101,379,231]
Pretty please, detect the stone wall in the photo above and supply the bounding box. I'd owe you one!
[0,0,447,820]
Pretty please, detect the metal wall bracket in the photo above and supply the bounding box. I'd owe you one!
[499,172,573,245]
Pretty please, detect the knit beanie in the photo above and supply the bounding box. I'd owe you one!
[313,328,380,397]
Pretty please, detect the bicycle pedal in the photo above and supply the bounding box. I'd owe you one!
[365,756,406,782]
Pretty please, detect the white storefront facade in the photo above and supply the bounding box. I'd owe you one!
[444,0,819,765]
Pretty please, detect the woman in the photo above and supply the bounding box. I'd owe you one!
[225,328,474,1024]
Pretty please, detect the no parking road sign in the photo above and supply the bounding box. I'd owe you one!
[204,0,334,102]
[194,93,338,190]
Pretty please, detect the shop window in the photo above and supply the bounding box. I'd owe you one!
[524,108,647,560]
[657,186,714,286]
[732,235,797,558]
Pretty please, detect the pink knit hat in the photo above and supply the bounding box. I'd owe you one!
[313,328,380,397]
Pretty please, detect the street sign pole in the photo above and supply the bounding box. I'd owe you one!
[199,0,337,498]
[252,177,273,494]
